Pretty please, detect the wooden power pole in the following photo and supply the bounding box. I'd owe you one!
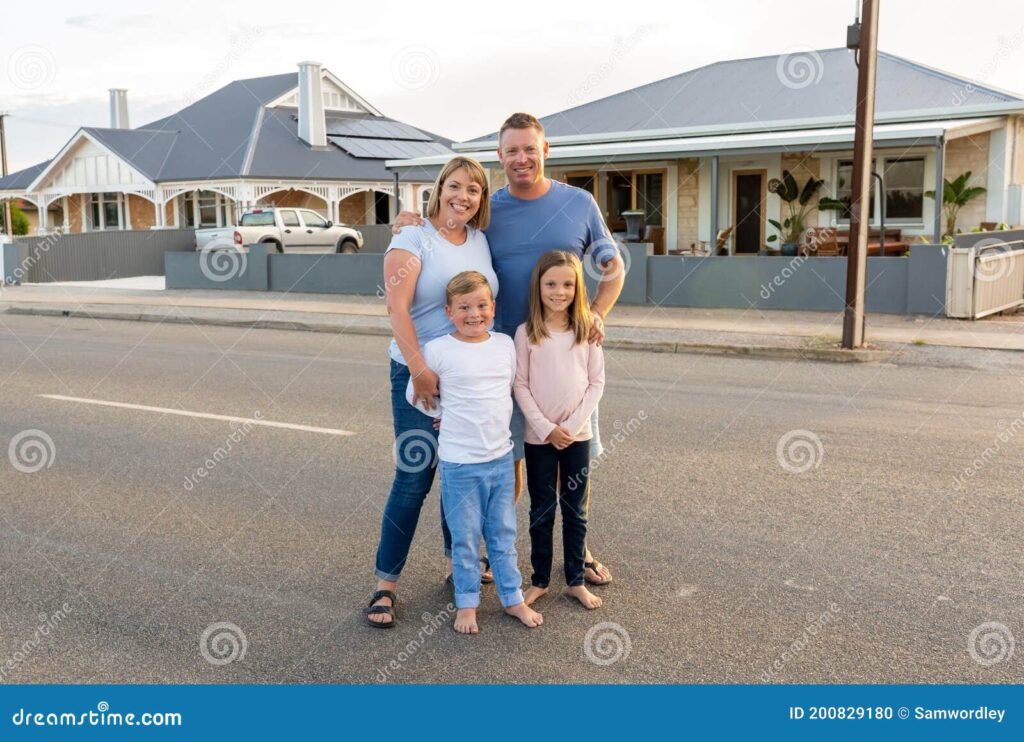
[842,0,880,349]
[0,113,12,237]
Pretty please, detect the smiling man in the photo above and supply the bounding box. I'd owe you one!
[393,112,625,586]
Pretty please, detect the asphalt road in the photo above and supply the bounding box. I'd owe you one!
[0,313,1021,684]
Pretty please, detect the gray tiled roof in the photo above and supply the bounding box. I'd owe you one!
[0,71,453,189]
[469,48,1023,141]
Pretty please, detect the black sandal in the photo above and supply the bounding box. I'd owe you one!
[584,559,613,586]
[363,589,397,629]
[446,557,495,587]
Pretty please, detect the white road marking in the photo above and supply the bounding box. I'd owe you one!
[38,394,355,437]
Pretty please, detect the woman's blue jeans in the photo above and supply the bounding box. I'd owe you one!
[374,358,452,581]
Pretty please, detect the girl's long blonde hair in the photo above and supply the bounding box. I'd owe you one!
[525,250,591,346]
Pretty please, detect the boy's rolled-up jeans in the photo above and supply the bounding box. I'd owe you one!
[439,451,524,610]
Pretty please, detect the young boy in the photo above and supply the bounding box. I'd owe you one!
[408,270,543,634]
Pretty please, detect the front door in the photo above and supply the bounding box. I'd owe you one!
[732,171,765,254]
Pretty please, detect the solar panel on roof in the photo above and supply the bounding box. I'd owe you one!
[329,136,451,159]
[324,118,431,141]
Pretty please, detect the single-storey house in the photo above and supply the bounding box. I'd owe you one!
[0,62,451,234]
[389,48,1024,254]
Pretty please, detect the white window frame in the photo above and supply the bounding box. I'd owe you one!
[88,192,124,231]
[830,154,928,228]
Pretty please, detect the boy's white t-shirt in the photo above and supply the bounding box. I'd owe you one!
[406,332,516,464]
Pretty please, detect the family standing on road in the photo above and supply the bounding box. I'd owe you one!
[364,113,625,634]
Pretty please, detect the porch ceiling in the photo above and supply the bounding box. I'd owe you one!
[387,118,1000,170]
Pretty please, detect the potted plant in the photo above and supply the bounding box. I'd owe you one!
[767,171,844,256]
[925,171,987,240]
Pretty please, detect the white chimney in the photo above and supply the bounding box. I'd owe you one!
[297,61,326,147]
[109,88,129,129]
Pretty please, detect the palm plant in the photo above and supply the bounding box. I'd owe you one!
[767,170,845,248]
[925,171,986,239]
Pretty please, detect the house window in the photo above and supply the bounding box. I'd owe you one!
[198,191,219,227]
[882,157,924,220]
[567,173,596,197]
[89,193,122,230]
[605,170,666,231]
[835,160,875,222]
[420,188,431,216]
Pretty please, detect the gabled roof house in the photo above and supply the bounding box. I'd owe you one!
[390,49,1024,252]
[0,62,452,234]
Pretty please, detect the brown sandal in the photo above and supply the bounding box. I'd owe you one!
[584,559,613,586]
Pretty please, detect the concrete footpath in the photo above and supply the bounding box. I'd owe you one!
[2,282,1023,365]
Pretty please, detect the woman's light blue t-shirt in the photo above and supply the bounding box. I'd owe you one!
[386,220,499,366]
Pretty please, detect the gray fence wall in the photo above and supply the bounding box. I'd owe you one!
[10,229,194,283]
[165,242,950,315]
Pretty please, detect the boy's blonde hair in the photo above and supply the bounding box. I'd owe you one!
[525,251,591,345]
[425,157,491,230]
[445,270,493,306]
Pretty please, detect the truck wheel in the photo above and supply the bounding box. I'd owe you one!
[263,240,283,253]
[337,240,358,254]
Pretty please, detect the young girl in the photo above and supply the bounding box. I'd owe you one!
[513,251,606,610]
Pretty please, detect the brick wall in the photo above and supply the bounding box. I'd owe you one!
[338,192,369,224]
[944,132,990,232]
[676,159,700,251]
[127,194,156,230]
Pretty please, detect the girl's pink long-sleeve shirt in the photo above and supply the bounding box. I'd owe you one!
[513,323,606,445]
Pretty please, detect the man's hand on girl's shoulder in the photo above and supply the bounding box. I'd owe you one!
[391,210,426,235]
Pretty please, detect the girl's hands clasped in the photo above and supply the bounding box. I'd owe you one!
[545,425,575,450]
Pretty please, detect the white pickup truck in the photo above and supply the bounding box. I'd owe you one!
[193,208,364,253]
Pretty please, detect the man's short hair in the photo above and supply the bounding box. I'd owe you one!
[499,112,545,142]
[445,270,493,305]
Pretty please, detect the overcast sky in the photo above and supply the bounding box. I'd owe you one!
[2,0,1022,172]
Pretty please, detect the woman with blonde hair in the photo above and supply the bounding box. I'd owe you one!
[365,156,499,628]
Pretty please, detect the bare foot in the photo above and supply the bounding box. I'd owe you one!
[566,584,603,609]
[504,602,543,628]
[454,608,478,634]
[524,586,549,606]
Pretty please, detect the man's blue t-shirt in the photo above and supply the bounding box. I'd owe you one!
[485,180,618,335]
